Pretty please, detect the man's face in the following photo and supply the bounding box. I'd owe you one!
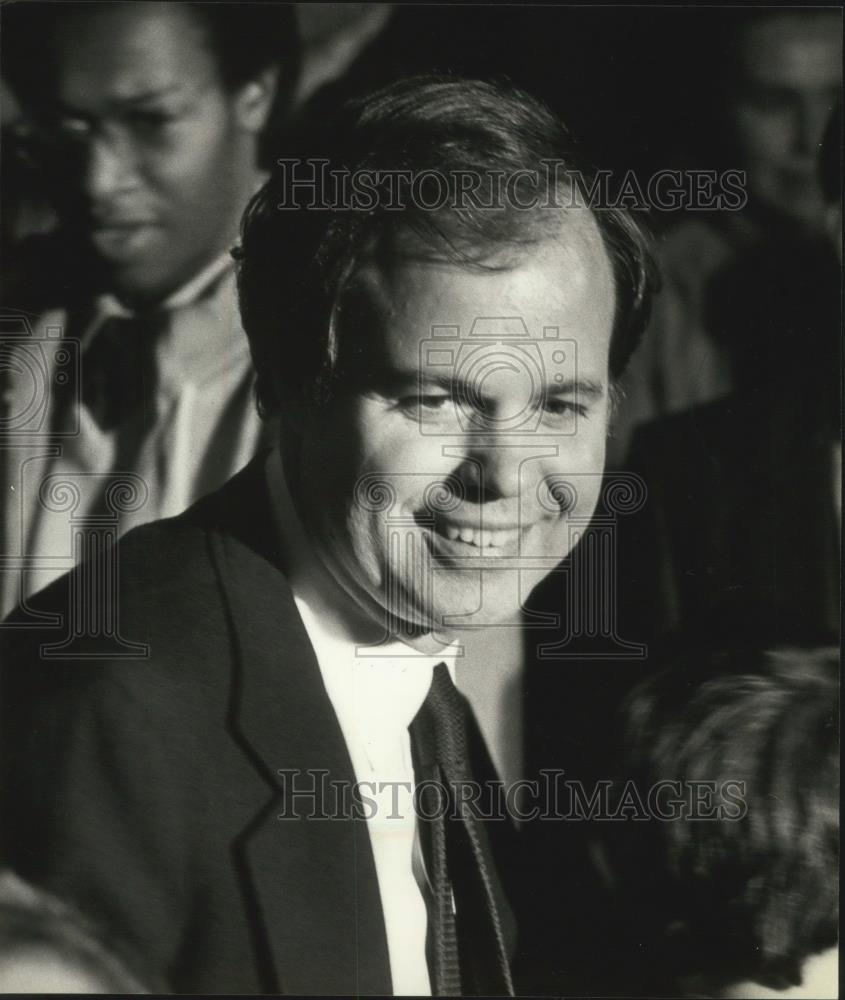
[294,218,616,638]
[29,2,268,305]
[731,14,841,230]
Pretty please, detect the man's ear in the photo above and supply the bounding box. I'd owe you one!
[233,67,278,134]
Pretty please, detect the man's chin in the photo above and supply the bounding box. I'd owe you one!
[424,571,527,631]
[93,260,175,309]
[90,244,207,309]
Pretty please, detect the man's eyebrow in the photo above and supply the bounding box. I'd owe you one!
[51,85,184,116]
[370,370,453,392]
[110,85,187,107]
[546,378,605,399]
[373,369,605,399]
[444,376,606,399]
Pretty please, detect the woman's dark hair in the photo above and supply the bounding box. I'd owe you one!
[236,74,658,418]
[605,644,839,992]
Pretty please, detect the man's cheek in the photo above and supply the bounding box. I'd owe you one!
[540,439,605,521]
[362,428,457,478]
[550,427,606,476]
[349,510,386,574]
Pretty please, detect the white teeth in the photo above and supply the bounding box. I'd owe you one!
[437,524,522,548]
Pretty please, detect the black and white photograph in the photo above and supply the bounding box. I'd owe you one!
[0,2,840,995]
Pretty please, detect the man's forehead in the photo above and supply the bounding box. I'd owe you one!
[348,212,612,326]
[48,3,215,104]
[742,16,842,88]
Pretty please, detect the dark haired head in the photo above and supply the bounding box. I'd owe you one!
[1,1,300,160]
[606,644,839,993]
[235,75,658,419]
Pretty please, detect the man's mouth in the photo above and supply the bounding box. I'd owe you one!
[89,220,159,258]
[418,511,536,555]
[437,522,523,549]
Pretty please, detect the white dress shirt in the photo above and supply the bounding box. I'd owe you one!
[266,448,460,996]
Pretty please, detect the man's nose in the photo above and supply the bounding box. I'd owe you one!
[457,436,523,501]
[82,128,139,202]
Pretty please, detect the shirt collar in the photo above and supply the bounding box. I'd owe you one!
[161,252,233,310]
[89,251,233,327]
[83,253,245,386]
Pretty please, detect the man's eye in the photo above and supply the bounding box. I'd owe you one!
[544,399,586,418]
[55,117,92,141]
[396,394,453,416]
[399,393,452,410]
[126,109,179,131]
[418,395,452,410]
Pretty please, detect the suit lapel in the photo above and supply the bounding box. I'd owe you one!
[206,462,392,995]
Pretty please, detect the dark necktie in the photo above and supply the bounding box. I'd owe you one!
[81,311,167,471]
[409,663,515,997]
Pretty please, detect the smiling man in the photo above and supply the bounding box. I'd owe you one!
[289,238,614,636]
[1,77,655,994]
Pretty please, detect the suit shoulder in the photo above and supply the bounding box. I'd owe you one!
[1,515,227,692]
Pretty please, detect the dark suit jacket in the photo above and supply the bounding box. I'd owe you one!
[1,456,395,994]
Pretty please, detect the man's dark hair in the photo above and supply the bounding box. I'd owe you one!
[1,1,300,162]
[236,75,658,419]
[606,644,839,993]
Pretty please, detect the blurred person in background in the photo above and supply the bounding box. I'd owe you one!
[596,642,839,998]
[610,8,841,463]
[0,1,299,615]
[0,871,153,992]
[820,106,842,260]
[620,102,841,642]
